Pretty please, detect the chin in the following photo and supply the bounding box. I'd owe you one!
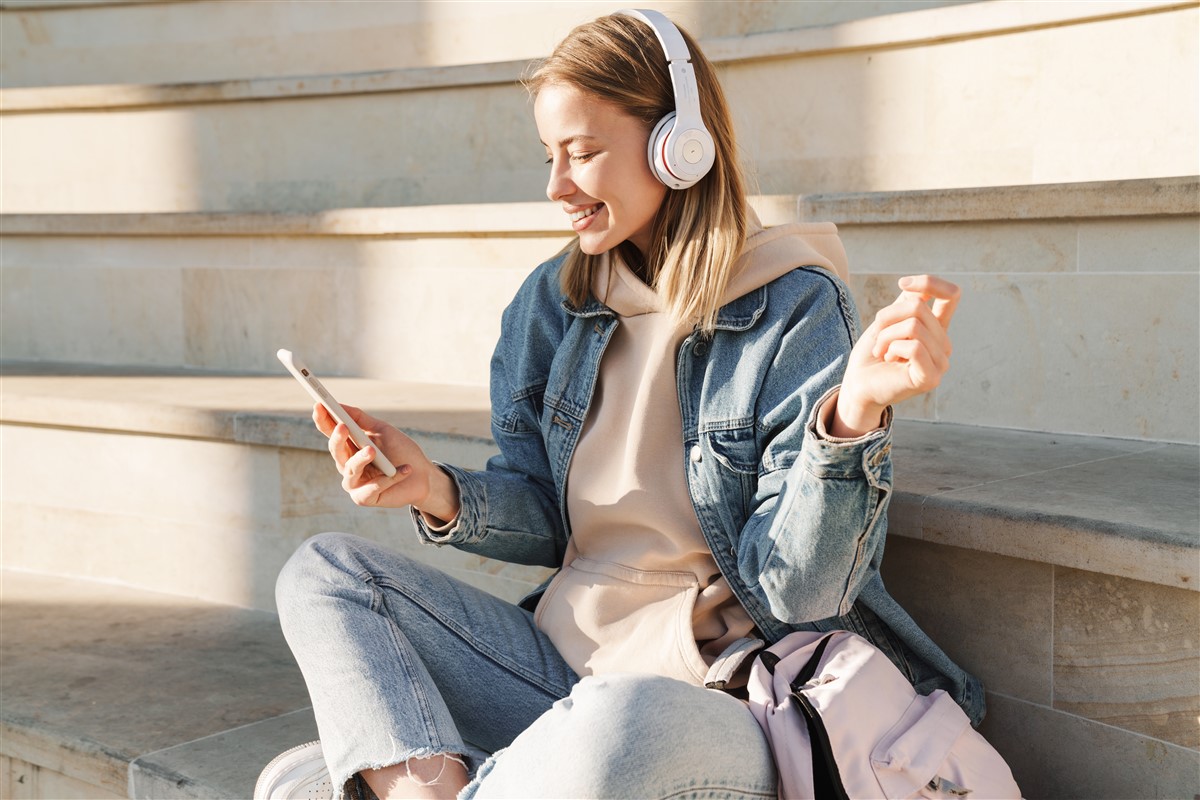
[577,236,616,256]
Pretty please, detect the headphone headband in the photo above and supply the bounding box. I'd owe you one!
[616,9,715,189]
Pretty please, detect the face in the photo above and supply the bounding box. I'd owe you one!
[535,83,668,257]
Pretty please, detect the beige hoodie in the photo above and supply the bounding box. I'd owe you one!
[534,215,848,685]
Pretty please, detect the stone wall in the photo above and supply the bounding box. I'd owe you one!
[2,1,1196,212]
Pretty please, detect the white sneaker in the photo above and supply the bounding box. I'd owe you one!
[254,740,333,799]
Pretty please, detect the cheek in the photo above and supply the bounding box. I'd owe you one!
[637,179,668,219]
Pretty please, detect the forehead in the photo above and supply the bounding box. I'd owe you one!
[534,83,641,144]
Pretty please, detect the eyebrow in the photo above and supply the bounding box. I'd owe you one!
[540,134,601,148]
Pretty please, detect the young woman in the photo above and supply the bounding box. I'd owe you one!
[261,10,978,800]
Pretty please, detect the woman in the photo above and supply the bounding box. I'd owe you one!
[261,10,977,800]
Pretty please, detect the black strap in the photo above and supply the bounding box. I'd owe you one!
[797,693,850,800]
[785,634,848,800]
[790,633,836,692]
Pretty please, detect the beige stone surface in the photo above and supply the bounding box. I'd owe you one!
[0,571,312,798]
[880,538,1054,705]
[1054,569,1200,749]
[0,0,973,89]
[182,266,356,374]
[3,8,1195,212]
[0,755,123,800]
[1,265,184,367]
[128,708,319,800]
[799,176,1199,223]
[10,187,1194,440]
[841,221,1078,275]
[1077,216,1200,274]
[1,229,566,378]
[0,390,538,609]
[845,271,1200,442]
[978,692,1200,799]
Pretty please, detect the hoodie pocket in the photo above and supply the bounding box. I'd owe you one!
[535,556,710,685]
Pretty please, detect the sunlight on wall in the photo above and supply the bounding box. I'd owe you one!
[1,106,202,213]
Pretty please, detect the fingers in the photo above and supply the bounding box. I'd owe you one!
[340,443,413,507]
[880,339,943,392]
[870,296,952,363]
[313,403,336,437]
[326,422,358,468]
[898,274,961,330]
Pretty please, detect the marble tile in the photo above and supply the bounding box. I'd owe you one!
[353,263,529,387]
[129,709,317,800]
[0,266,184,366]
[880,538,1054,704]
[943,444,1199,550]
[933,273,1199,442]
[978,692,1200,799]
[1054,568,1200,749]
[182,266,354,374]
[1,573,311,781]
[921,496,1197,592]
[842,221,1077,275]
[1077,217,1200,274]
[1,755,124,800]
[2,426,281,535]
[888,420,1153,496]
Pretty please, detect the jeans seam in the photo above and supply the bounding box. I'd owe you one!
[372,574,574,701]
[658,786,776,800]
[375,584,449,748]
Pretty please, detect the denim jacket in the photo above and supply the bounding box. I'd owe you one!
[413,251,985,726]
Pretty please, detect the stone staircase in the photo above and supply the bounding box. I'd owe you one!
[2,1,1197,798]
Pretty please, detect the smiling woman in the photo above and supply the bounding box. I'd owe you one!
[257,8,984,800]
[536,84,667,257]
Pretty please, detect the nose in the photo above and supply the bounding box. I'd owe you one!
[545,158,575,202]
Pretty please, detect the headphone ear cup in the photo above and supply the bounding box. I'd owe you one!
[648,112,678,187]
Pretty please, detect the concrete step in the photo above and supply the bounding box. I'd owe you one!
[2,2,1195,212]
[3,362,1195,603]
[0,0,971,89]
[0,570,315,799]
[4,178,1197,442]
[1,371,1197,798]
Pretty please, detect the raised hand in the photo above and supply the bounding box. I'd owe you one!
[831,274,960,438]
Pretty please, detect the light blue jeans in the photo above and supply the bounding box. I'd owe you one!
[276,532,777,799]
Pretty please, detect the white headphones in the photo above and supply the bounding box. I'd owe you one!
[618,9,716,190]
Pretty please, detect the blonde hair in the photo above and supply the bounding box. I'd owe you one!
[524,13,747,334]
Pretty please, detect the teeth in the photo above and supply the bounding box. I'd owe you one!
[570,204,601,222]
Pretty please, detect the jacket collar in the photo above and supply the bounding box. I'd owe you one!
[563,287,767,331]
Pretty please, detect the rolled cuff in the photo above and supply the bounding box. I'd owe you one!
[410,462,486,545]
[804,385,893,485]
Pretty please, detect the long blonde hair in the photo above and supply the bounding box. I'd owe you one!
[524,13,747,334]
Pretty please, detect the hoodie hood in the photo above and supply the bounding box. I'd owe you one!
[720,209,848,305]
[593,209,849,318]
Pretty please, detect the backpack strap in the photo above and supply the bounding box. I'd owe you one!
[758,633,849,800]
[703,637,765,690]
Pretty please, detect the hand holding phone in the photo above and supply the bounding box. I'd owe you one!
[277,349,397,478]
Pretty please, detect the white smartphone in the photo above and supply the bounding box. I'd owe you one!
[276,349,397,478]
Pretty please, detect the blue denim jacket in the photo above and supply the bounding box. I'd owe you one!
[414,252,986,726]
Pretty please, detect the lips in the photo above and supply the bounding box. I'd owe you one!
[569,203,603,222]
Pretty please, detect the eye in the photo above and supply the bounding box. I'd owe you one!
[570,152,596,163]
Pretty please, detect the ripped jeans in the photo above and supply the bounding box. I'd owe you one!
[276,533,777,800]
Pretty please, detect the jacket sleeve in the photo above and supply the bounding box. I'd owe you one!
[735,269,894,624]
[409,262,570,569]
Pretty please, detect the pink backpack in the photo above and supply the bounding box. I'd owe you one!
[746,631,1022,799]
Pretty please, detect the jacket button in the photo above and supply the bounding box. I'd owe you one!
[689,445,703,463]
[693,340,709,357]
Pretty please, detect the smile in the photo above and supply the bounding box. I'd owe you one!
[569,204,603,222]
